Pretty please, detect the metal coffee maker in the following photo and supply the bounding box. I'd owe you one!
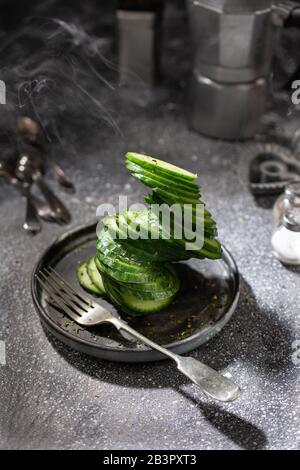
[187,0,300,140]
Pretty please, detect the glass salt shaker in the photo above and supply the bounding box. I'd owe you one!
[272,181,300,265]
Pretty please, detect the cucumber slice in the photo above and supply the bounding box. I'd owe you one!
[155,188,202,205]
[118,266,179,300]
[121,238,191,262]
[95,255,160,284]
[86,257,106,295]
[118,236,191,262]
[145,193,213,220]
[126,152,197,182]
[97,229,150,267]
[105,211,218,261]
[122,289,175,302]
[96,252,180,290]
[147,170,199,189]
[109,280,178,300]
[97,230,153,271]
[132,173,201,200]
[96,253,160,284]
[76,262,102,295]
[103,277,175,314]
[129,298,172,313]
[126,161,200,194]
[123,210,221,256]
[171,238,222,259]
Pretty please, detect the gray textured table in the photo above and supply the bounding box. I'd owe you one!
[1,94,300,449]
[1,2,300,451]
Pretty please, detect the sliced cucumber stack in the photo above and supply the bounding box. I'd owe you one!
[76,152,222,315]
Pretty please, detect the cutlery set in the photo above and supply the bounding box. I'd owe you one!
[0,117,74,234]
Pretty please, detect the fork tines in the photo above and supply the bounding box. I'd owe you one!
[35,267,94,321]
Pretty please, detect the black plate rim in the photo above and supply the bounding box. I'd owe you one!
[31,221,240,361]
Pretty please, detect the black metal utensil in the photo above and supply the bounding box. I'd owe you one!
[15,153,71,225]
[0,159,41,234]
[17,116,75,194]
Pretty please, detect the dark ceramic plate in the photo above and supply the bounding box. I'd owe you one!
[31,222,240,362]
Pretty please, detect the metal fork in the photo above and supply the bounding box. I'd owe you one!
[36,267,240,402]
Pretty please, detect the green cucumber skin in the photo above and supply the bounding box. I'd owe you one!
[126,152,197,182]
[103,276,175,314]
[105,219,220,262]
[118,267,179,301]
[97,229,153,267]
[132,173,201,201]
[114,235,192,262]
[144,193,213,220]
[155,188,203,206]
[118,238,192,262]
[116,284,178,301]
[96,255,161,284]
[97,232,155,272]
[124,210,219,248]
[116,211,221,257]
[96,256,150,283]
[126,161,200,194]
[145,195,218,236]
[95,254,179,295]
[86,257,106,295]
[105,215,191,261]
[76,263,102,295]
[97,250,152,275]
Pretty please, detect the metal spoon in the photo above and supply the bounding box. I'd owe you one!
[17,116,75,193]
[1,159,61,224]
[0,160,41,234]
[15,154,71,224]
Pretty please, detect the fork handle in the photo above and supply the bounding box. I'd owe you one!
[111,317,179,362]
[110,317,240,402]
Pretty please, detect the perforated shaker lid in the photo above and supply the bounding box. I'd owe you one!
[283,209,300,232]
[285,180,300,199]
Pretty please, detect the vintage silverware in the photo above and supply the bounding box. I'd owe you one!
[15,154,71,224]
[0,160,57,222]
[17,116,75,193]
[0,160,41,233]
[36,267,240,403]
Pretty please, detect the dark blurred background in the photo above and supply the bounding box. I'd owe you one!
[0,0,300,158]
[0,1,192,155]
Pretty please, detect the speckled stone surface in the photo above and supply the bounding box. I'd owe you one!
[1,2,300,451]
